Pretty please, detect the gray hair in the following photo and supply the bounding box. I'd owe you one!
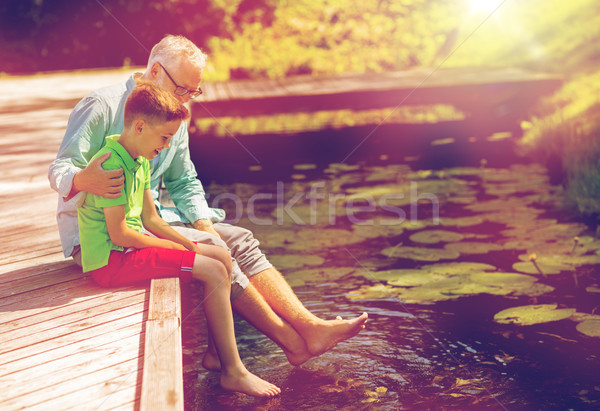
[147,34,207,71]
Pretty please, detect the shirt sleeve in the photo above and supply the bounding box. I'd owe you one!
[48,95,110,198]
[92,151,127,208]
[161,122,213,223]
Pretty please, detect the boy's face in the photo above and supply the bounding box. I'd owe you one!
[137,119,181,160]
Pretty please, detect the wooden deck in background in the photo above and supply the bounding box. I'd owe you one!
[194,67,562,131]
[0,69,182,410]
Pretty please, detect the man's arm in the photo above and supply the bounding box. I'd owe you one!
[104,203,186,251]
[161,123,222,237]
[48,95,124,201]
[69,153,124,200]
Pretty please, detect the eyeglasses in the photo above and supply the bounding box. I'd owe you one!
[158,62,203,98]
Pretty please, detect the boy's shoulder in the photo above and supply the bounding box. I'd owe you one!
[91,138,126,171]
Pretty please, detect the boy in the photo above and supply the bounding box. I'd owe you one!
[77,81,280,397]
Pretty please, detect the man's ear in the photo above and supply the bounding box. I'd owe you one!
[134,119,146,135]
[150,62,161,79]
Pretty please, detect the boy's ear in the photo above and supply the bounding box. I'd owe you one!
[134,119,145,135]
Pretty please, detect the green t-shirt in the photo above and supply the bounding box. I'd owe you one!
[77,135,150,272]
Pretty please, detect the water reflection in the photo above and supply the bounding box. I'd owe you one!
[183,144,600,409]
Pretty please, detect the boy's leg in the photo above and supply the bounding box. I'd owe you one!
[190,254,280,397]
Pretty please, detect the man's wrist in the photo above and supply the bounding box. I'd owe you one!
[193,219,213,230]
[66,171,83,200]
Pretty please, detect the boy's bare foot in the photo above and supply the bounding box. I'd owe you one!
[220,369,281,397]
[202,350,221,371]
[303,312,368,357]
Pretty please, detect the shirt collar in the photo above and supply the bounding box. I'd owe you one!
[105,135,143,172]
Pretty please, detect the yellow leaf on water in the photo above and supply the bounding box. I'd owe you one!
[375,386,388,394]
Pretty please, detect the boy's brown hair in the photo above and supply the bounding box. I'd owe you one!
[124,80,189,126]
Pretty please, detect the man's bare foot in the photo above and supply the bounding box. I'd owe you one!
[220,369,281,397]
[283,346,312,366]
[202,349,221,371]
[303,312,368,356]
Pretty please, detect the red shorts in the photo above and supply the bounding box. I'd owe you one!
[90,247,197,287]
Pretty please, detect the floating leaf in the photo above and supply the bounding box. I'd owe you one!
[444,242,504,255]
[284,267,355,287]
[512,259,571,275]
[293,163,317,170]
[347,284,401,300]
[381,246,460,262]
[586,285,600,293]
[576,320,600,337]
[268,254,324,270]
[287,228,365,251]
[438,216,485,227]
[409,230,465,244]
[494,304,576,326]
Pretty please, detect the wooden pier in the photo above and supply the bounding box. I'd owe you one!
[0,69,183,410]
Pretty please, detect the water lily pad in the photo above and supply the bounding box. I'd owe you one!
[576,320,600,337]
[438,216,485,227]
[512,257,572,275]
[284,267,355,287]
[444,242,504,254]
[494,304,576,326]
[293,163,317,170]
[268,254,325,270]
[381,246,460,262]
[347,283,401,300]
[351,220,405,239]
[468,272,537,286]
[288,228,365,251]
[386,271,444,287]
[409,230,464,244]
[445,196,479,204]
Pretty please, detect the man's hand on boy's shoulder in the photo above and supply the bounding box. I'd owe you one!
[70,152,124,200]
[193,219,221,239]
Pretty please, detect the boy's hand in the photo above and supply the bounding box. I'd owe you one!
[161,239,187,251]
[72,152,124,199]
[190,243,203,255]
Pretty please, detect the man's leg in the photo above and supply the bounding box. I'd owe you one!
[249,267,367,356]
[214,223,368,356]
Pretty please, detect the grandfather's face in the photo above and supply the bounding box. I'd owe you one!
[157,57,203,103]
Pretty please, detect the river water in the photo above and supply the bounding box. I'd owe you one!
[182,133,600,410]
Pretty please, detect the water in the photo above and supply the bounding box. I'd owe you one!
[182,134,600,409]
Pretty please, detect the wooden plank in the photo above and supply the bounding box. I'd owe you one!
[0,252,72,276]
[2,357,141,410]
[1,332,143,395]
[0,287,145,336]
[192,67,562,118]
[0,294,146,354]
[140,278,183,411]
[0,259,76,286]
[0,281,139,325]
[0,262,85,299]
[0,321,142,375]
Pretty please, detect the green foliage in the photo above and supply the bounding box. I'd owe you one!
[204,0,462,81]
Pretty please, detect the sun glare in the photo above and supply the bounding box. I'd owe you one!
[470,0,503,14]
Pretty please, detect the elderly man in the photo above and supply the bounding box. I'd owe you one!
[49,34,367,367]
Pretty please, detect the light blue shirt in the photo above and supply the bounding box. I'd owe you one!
[48,73,225,258]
